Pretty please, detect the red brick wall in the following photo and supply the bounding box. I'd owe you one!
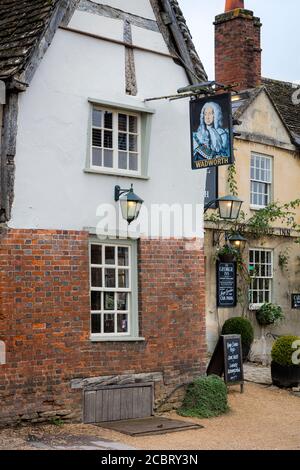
[215,10,262,91]
[0,229,206,424]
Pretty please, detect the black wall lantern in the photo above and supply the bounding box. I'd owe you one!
[205,195,243,221]
[228,232,247,250]
[114,184,144,224]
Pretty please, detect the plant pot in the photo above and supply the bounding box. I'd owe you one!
[218,254,236,263]
[271,361,300,388]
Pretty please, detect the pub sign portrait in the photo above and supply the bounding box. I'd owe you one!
[190,93,234,170]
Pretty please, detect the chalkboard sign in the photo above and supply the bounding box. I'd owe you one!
[207,335,244,392]
[217,262,237,308]
[292,294,300,309]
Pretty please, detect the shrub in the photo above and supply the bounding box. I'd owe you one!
[256,303,284,326]
[178,375,228,419]
[221,317,254,349]
[271,336,300,366]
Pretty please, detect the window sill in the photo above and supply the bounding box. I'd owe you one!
[249,303,264,311]
[84,168,150,180]
[250,205,268,211]
[90,336,145,342]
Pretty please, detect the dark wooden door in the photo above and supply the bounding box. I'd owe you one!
[83,383,153,423]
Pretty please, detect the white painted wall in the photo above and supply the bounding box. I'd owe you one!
[11,9,206,238]
[92,0,156,20]
[69,11,123,41]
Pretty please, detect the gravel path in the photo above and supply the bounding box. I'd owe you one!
[0,383,299,450]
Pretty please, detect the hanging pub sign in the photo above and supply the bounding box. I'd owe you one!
[190,93,234,170]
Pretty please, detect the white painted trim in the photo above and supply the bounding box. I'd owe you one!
[83,168,150,179]
[90,336,145,342]
[88,97,155,114]
[83,227,141,240]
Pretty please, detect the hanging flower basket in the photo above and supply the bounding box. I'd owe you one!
[256,303,284,326]
[216,245,238,263]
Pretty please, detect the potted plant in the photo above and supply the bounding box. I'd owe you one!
[271,336,300,388]
[256,303,284,326]
[216,244,239,263]
[221,317,254,361]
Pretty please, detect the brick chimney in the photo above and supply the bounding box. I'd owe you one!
[215,0,262,91]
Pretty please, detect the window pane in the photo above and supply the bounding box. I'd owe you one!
[103,150,113,168]
[105,246,115,264]
[129,135,137,152]
[118,269,129,288]
[129,116,137,133]
[92,147,102,166]
[91,291,101,311]
[91,268,102,287]
[104,130,113,148]
[92,109,102,127]
[117,292,128,310]
[118,152,127,170]
[117,314,128,333]
[118,247,129,266]
[118,133,127,150]
[91,245,102,265]
[129,154,138,171]
[91,314,101,333]
[92,128,102,147]
[105,269,116,288]
[104,292,114,310]
[104,314,115,333]
[104,111,113,129]
[118,114,127,132]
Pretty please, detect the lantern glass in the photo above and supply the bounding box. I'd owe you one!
[118,186,143,224]
[228,232,247,250]
[218,196,243,220]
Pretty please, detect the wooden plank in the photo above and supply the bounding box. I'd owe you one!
[111,387,121,422]
[132,387,140,419]
[95,389,104,423]
[101,389,110,422]
[0,91,18,222]
[140,386,153,417]
[83,391,96,423]
[120,388,133,420]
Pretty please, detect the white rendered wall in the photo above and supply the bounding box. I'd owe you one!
[11,23,206,237]
[69,11,124,41]
[91,0,156,20]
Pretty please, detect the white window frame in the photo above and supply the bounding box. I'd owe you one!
[250,153,273,210]
[249,248,273,310]
[83,98,156,180]
[89,238,141,341]
[90,106,141,176]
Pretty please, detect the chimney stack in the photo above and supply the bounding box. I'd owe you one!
[215,1,262,91]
